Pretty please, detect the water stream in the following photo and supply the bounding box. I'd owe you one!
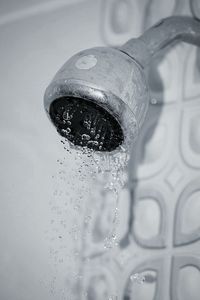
[47,132,144,299]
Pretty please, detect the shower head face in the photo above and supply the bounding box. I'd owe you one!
[44,47,150,153]
[49,96,124,151]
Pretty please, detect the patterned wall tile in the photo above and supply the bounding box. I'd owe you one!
[171,255,200,300]
[165,164,184,191]
[122,258,165,300]
[181,106,200,168]
[132,105,177,180]
[101,0,146,46]
[82,265,117,300]
[133,189,167,248]
[177,265,200,300]
[183,47,200,101]
[174,178,200,246]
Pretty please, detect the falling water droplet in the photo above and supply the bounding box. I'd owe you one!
[130,273,145,284]
[81,134,90,141]
[151,98,157,105]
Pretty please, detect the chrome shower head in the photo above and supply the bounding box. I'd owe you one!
[44,16,200,152]
[44,46,147,152]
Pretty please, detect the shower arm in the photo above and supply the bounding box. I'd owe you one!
[120,16,200,67]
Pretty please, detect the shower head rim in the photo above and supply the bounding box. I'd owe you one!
[44,79,139,152]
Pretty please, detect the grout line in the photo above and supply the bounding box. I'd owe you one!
[0,0,85,26]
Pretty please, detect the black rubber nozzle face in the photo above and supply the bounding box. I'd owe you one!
[49,97,124,152]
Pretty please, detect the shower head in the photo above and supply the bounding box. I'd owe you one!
[44,16,200,152]
[44,46,146,152]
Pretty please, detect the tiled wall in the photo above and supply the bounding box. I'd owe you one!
[80,1,200,300]
[0,1,200,300]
